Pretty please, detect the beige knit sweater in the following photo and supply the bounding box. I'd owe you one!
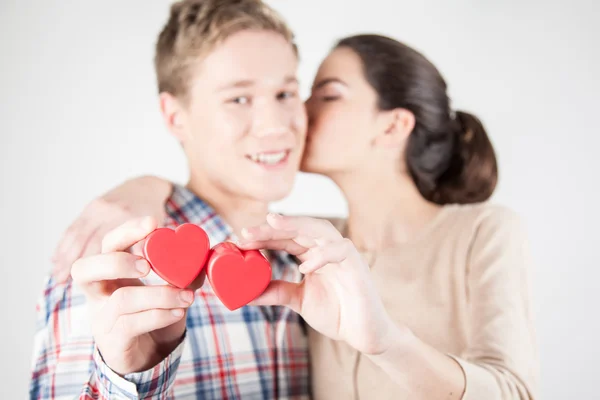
[309,203,538,400]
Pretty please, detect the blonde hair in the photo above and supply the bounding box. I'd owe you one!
[155,0,296,100]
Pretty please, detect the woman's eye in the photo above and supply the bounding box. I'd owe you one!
[321,95,339,102]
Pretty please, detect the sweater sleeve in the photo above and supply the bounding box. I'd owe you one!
[449,206,539,400]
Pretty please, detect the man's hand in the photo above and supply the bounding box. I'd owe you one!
[71,216,194,375]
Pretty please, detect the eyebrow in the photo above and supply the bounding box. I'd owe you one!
[218,76,298,91]
[312,77,347,90]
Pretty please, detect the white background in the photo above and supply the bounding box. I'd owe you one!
[1,0,599,398]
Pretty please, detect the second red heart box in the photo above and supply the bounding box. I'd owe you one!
[143,223,271,310]
[207,242,272,311]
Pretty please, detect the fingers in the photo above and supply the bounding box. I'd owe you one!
[80,230,103,260]
[59,226,104,279]
[52,213,93,261]
[52,218,96,281]
[238,239,308,256]
[101,285,194,332]
[266,214,342,242]
[239,220,316,249]
[101,216,157,253]
[53,243,87,282]
[86,212,140,259]
[71,252,150,288]
[128,240,146,258]
[113,308,187,338]
[248,280,302,313]
[53,267,71,283]
[298,238,358,274]
[240,224,298,242]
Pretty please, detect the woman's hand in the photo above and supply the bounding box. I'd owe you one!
[52,176,172,282]
[238,213,401,355]
[240,214,467,399]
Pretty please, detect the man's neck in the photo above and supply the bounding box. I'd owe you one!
[186,174,269,238]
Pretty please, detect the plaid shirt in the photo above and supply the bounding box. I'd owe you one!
[30,184,310,399]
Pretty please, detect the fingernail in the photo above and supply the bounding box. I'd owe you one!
[298,262,309,274]
[179,290,194,304]
[269,213,282,220]
[172,309,184,317]
[136,259,150,274]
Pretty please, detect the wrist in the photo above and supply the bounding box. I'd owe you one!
[366,318,415,361]
[156,331,187,362]
[93,335,186,398]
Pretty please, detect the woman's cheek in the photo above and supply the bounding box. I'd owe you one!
[325,107,351,140]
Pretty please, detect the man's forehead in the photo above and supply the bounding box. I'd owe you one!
[192,64,299,91]
[192,30,299,88]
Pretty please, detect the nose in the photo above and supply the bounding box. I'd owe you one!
[251,99,291,138]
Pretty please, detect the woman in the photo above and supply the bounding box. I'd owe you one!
[52,34,538,399]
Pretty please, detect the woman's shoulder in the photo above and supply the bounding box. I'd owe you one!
[442,201,529,242]
[446,201,522,220]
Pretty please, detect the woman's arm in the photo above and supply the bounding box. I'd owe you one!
[239,210,538,400]
[52,175,173,281]
[367,207,538,400]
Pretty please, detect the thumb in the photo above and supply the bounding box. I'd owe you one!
[249,280,302,313]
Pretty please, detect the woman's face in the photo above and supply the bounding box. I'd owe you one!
[301,47,381,176]
[301,47,378,176]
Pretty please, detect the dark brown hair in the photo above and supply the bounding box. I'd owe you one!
[336,34,497,205]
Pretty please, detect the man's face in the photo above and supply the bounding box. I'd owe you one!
[167,30,306,202]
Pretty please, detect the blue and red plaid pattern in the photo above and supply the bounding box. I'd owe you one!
[30,184,310,399]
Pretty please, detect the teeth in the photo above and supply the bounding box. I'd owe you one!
[249,151,287,165]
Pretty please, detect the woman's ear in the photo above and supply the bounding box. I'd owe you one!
[374,108,415,148]
[159,92,188,143]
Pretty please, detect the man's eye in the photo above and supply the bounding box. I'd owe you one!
[230,96,250,105]
[277,91,296,100]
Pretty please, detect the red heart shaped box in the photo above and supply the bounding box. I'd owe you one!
[143,223,210,288]
[207,242,272,311]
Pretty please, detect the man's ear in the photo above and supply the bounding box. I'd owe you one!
[373,108,415,148]
[159,92,187,143]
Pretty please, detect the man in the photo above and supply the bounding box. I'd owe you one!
[30,0,309,398]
